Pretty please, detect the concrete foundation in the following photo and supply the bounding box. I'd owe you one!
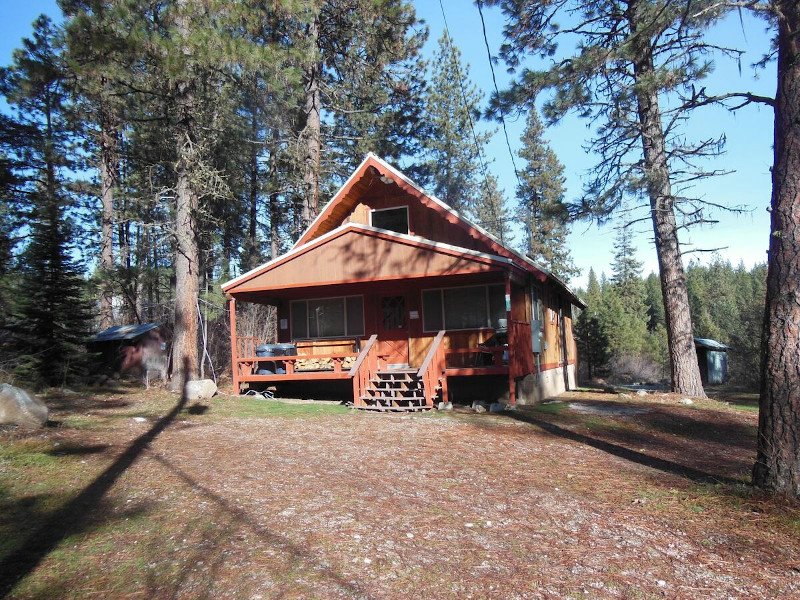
[515,364,576,405]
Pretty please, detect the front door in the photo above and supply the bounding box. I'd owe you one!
[377,294,409,368]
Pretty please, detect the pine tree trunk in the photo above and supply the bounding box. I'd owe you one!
[628,0,705,398]
[753,0,800,497]
[268,133,281,260]
[301,14,321,229]
[98,84,117,330]
[242,108,259,270]
[170,1,199,392]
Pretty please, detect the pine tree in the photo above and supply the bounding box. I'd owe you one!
[486,0,736,397]
[742,0,800,498]
[516,108,577,282]
[0,16,92,386]
[574,268,609,379]
[473,174,513,244]
[610,225,646,312]
[420,31,489,213]
[296,0,428,226]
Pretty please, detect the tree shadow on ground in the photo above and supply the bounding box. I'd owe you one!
[504,407,747,487]
[0,391,188,598]
[145,453,370,599]
[47,443,110,457]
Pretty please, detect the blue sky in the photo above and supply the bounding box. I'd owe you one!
[2,1,776,288]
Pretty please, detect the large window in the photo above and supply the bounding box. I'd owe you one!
[422,284,505,332]
[291,296,364,339]
[371,206,409,234]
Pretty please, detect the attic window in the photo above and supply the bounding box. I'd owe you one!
[371,206,409,235]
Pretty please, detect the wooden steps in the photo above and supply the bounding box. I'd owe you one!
[352,369,438,412]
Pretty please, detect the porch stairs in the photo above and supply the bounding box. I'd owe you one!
[358,368,439,412]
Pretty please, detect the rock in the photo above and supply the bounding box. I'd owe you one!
[489,402,506,413]
[437,401,453,411]
[472,400,489,413]
[184,379,217,400]
[680,398,694,405]
[636,390,648,397]
[619,393,632,399]
[0,384,48,428]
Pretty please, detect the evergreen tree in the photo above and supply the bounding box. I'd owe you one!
[297,0,428,226]
[574,268,608,379]
[516,108,577,282]
[420,31,488,213]
[748,0,800,499]
[473,173,513,244]
[0,16,92,386]
[643,272,665,332]
[486,0,738,397]
[610,225,646,313]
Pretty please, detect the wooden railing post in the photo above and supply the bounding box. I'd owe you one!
[349,334,378,406]
[418,330,446,407]
[229,297,239,394]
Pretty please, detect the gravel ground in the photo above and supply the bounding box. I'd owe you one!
[2,387,799,599]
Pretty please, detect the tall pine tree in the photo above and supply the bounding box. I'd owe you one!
[486,0,740,397]
[516,108,577,282]
[0,16,92,387]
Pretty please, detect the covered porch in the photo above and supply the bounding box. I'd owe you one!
[223,224,537,410]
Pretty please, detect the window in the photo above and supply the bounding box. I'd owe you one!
[291,296,364,339]
[371,206,409,234]
[422,285,505,331]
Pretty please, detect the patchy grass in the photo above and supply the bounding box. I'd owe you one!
[0,382,798,599]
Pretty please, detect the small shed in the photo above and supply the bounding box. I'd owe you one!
[694,337,729,385]
[89,323,168,384]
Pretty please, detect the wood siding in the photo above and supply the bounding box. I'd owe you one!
[232,228,504,294]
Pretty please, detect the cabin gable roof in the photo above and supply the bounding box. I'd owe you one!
[223,223,516,298]
[223,155,585,309]
[295,154,526,265]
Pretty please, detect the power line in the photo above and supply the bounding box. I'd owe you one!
[475,0,521,186]
[437,1,492,191]
[437,0,506,243]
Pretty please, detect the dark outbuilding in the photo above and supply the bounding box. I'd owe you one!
[694,337,729,385]
[89,323,168,386]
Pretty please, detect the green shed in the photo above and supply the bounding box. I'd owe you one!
[694,338,729,385]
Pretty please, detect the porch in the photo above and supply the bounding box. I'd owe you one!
[229,318,534,411]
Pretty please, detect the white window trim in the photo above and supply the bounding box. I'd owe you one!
[421,283,505,333]
[290,295,365,340]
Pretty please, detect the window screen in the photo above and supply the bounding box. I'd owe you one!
[422,284,507,331]
[291,296,364,339]
[371,207,409,234]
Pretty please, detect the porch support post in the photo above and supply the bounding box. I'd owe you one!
[505,271,516,406]
[229,296,240,393]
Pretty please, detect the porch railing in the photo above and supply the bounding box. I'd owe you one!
[237,337,260,362]
[417,330,447,407]
[349,334,378,407]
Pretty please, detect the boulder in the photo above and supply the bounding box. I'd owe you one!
[489,402,506,413]
[184,379,217,400]
[0,384,48,428]
[437,401,453,411]
[472,401,488,413]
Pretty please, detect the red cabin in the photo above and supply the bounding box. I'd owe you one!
[223,155,584,410]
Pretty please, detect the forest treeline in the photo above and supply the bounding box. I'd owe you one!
[576,241,766,390]
[0,1,769,393]
[1,2,552,388]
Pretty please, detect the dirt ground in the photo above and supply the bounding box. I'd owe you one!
[1,385,799,599]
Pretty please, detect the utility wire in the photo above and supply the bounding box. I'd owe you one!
[437,0,506,243]
[437,1,492,195]
[475,0,522,186]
